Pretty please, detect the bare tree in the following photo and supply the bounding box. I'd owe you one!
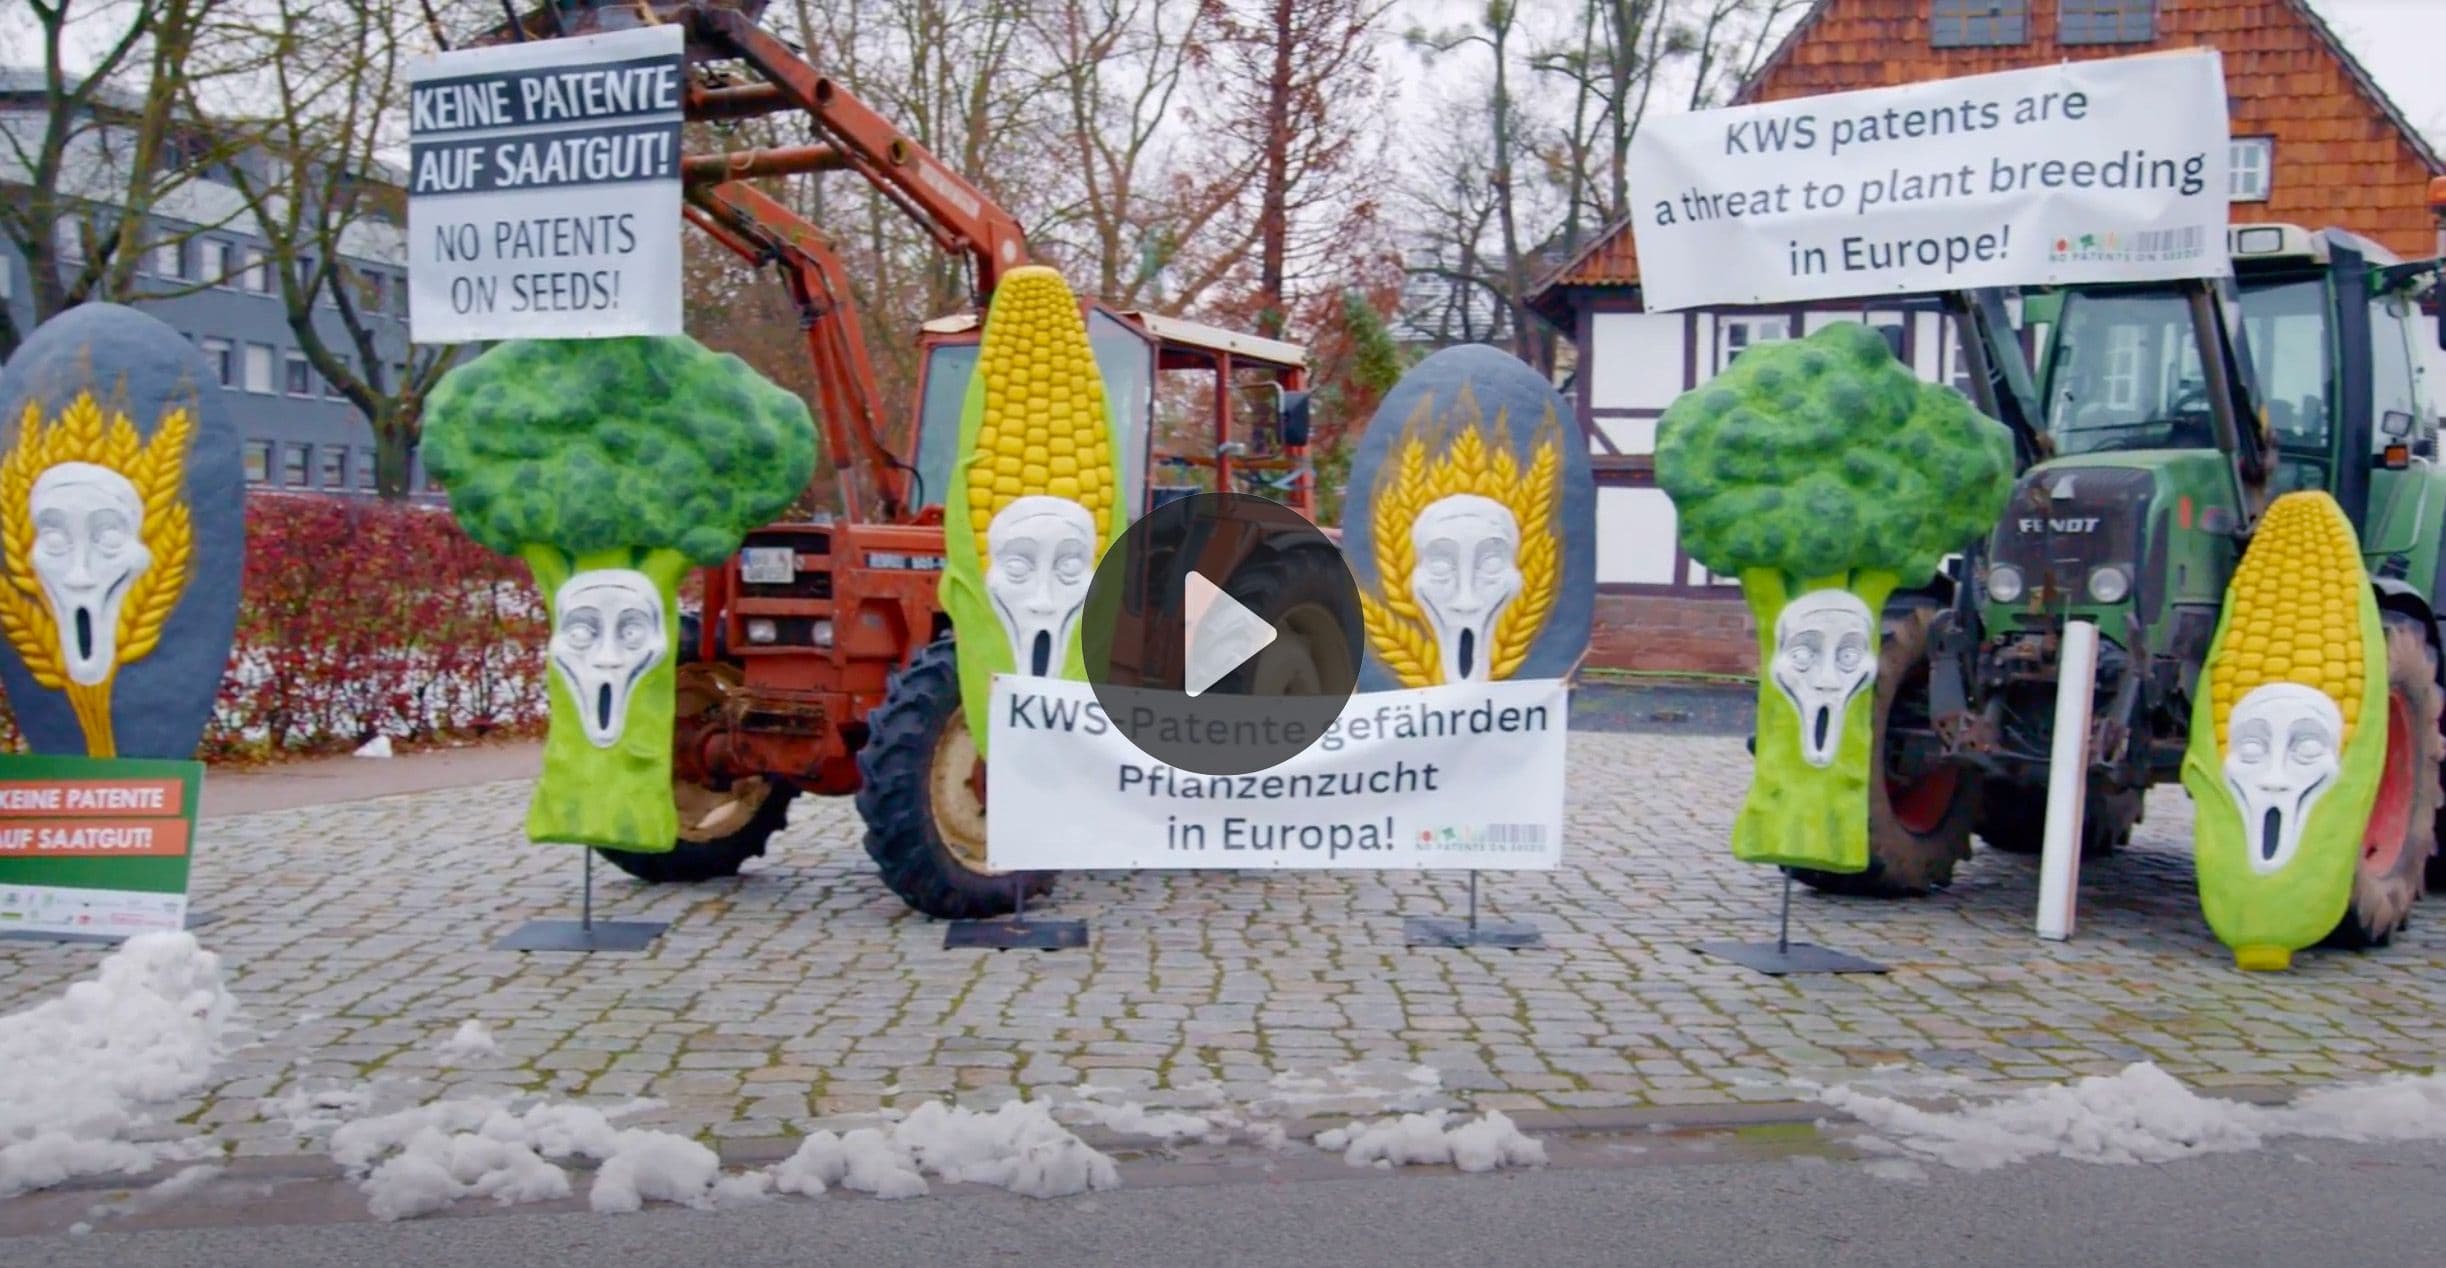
[199,0,451,497]
[0,0,260,358]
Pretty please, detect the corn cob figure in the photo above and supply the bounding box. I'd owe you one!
[2181,490,2388,971]
[938,266,1126,757]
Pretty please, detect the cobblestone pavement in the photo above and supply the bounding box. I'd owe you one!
[5,732,2443,1160]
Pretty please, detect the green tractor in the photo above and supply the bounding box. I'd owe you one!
[1812,221,2446,948]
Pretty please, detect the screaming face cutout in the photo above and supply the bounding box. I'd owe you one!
[27,461,152,687]
[985,495,1097,677]
[1410,493,1522,683]
[550,569,668,748]
[1771,589,1876,767]
[2222,682,2343,876]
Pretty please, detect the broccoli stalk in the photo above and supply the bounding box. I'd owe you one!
[1655,322,2012,873]
[422,337,817,851]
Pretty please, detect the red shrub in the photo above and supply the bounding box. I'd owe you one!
[0,493,553,762]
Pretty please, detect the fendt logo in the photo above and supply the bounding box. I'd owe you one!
[2019,516,2103,534]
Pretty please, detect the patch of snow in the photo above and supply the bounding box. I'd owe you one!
[1060,1099,1216,1144]
[270,1084,378,1136]
[1863,1158,1929,1183]
[86,1163,224,1222]
[1814,1062,2446,1175]
[0,932,236,1198]
[352,735,394,759]
[766,1101,1119,1201]
[1313,1110,1546,1173]
[434,1020,498,1065]
[590,1132,720,1214]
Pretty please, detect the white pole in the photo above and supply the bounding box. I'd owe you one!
[2036,620,2099,941]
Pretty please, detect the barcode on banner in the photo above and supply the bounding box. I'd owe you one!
[2132,227,2204,256]
[1483,824,1546,845]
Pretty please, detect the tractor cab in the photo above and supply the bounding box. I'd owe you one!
[910,307,1313,525]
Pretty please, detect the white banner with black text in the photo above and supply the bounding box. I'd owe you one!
[985,676,1567,871]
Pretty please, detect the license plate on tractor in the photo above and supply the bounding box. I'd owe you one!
[739,547,797,585]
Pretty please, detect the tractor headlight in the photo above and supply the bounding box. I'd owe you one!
[1985,563,2025,604]
[745,618,779,645]
[2086,565,2131,604]
[812,618,835,648]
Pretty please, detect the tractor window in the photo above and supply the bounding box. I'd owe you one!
[2370,295,2423,456]
[912,342,979,511]
[1086,310,1154,514]
[2237,278,2331,454]
[2044,290,2214,454]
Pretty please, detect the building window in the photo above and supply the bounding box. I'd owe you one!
[213,240,241,288]
[2231,137,2273,202]
[283,444,310,487]
[284,351,314,397]
[55,222,84,264]
[242,343,274,393]
[242,440,272,484]
[242,245,272,294]
[324,355,350,399]
[356,450,376,489]
[1931,0,2026,47]
[200,337,234,388]
[1718,315,1792,373]
[2058,0,2152,44]
[363,271,387,313]
[153,238,185,280]
[319,446,348,489]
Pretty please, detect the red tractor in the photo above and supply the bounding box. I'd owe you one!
[473,2,1322,916]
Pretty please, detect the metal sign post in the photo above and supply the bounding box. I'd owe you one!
[495,850,668,952]
[1404,871,1542,948]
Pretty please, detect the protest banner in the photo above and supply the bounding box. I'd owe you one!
[1626,50,2230,311]
[0,756,201,939]
[985,676,1567,871]
[406,23,684,342]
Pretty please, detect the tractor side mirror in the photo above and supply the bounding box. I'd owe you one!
[1280,389,1313,448]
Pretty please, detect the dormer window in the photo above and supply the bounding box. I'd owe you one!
[1931,0,2028,47]
[2060,0,2155,44]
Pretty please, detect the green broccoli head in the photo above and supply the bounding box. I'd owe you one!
[422,336,819,565]
[1655,321,2013,583]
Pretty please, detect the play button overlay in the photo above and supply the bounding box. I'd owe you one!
[1183,572,1277,697]
[1081,491,1362,775]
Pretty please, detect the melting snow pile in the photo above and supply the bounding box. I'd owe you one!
[1313,1110,1547,1173]
[1816,1061,2446,1174]
[434,1020,499,1065]
[0,932,235,1198]
[330,1097,754,1219]
[772,1100,1120,1201]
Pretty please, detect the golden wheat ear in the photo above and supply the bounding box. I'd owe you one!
[1364,430,1441,686]
[115,406,198,665]
[1489,420,1564,681]
[0,401,67,689]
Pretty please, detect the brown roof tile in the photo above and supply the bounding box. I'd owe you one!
[1534,0,2444,308]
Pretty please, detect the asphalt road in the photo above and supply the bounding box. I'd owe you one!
[14,1138,2444,1268]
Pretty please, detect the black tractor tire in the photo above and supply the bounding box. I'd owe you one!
[855,638,1055,919]
[593,785,795,883]
[1790,605,1980,898]
[2324,612,2441,949]
[594,611,798,884]
[1976,783,2140,858]
[1219,544,1361,697]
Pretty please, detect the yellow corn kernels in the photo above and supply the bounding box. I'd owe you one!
[963,266,1114,563]
[2210,491,2367,748]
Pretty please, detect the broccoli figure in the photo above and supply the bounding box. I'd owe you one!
[1655,322,2013,872]
[422,336,817,851]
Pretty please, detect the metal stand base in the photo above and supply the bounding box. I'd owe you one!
[0,908,221,945]
[1404,873,1542,949]
[1695,874,1886,976]
[494,852,666,953]
[944,876,1088,950]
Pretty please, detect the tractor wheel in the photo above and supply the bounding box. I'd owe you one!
[1976,783,2139,858]
[594,621,796,884]
[1790,605,1979,898]
[1226,546,1359,697]
[855,638,1055,919]
[2324,612,2440,949]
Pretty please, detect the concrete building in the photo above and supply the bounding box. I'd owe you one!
[1531,0,2446,672]
[0,67,430,499]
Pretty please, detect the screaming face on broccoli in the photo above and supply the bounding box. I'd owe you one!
[1655,322,2012,872]
[422,336,817,851]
